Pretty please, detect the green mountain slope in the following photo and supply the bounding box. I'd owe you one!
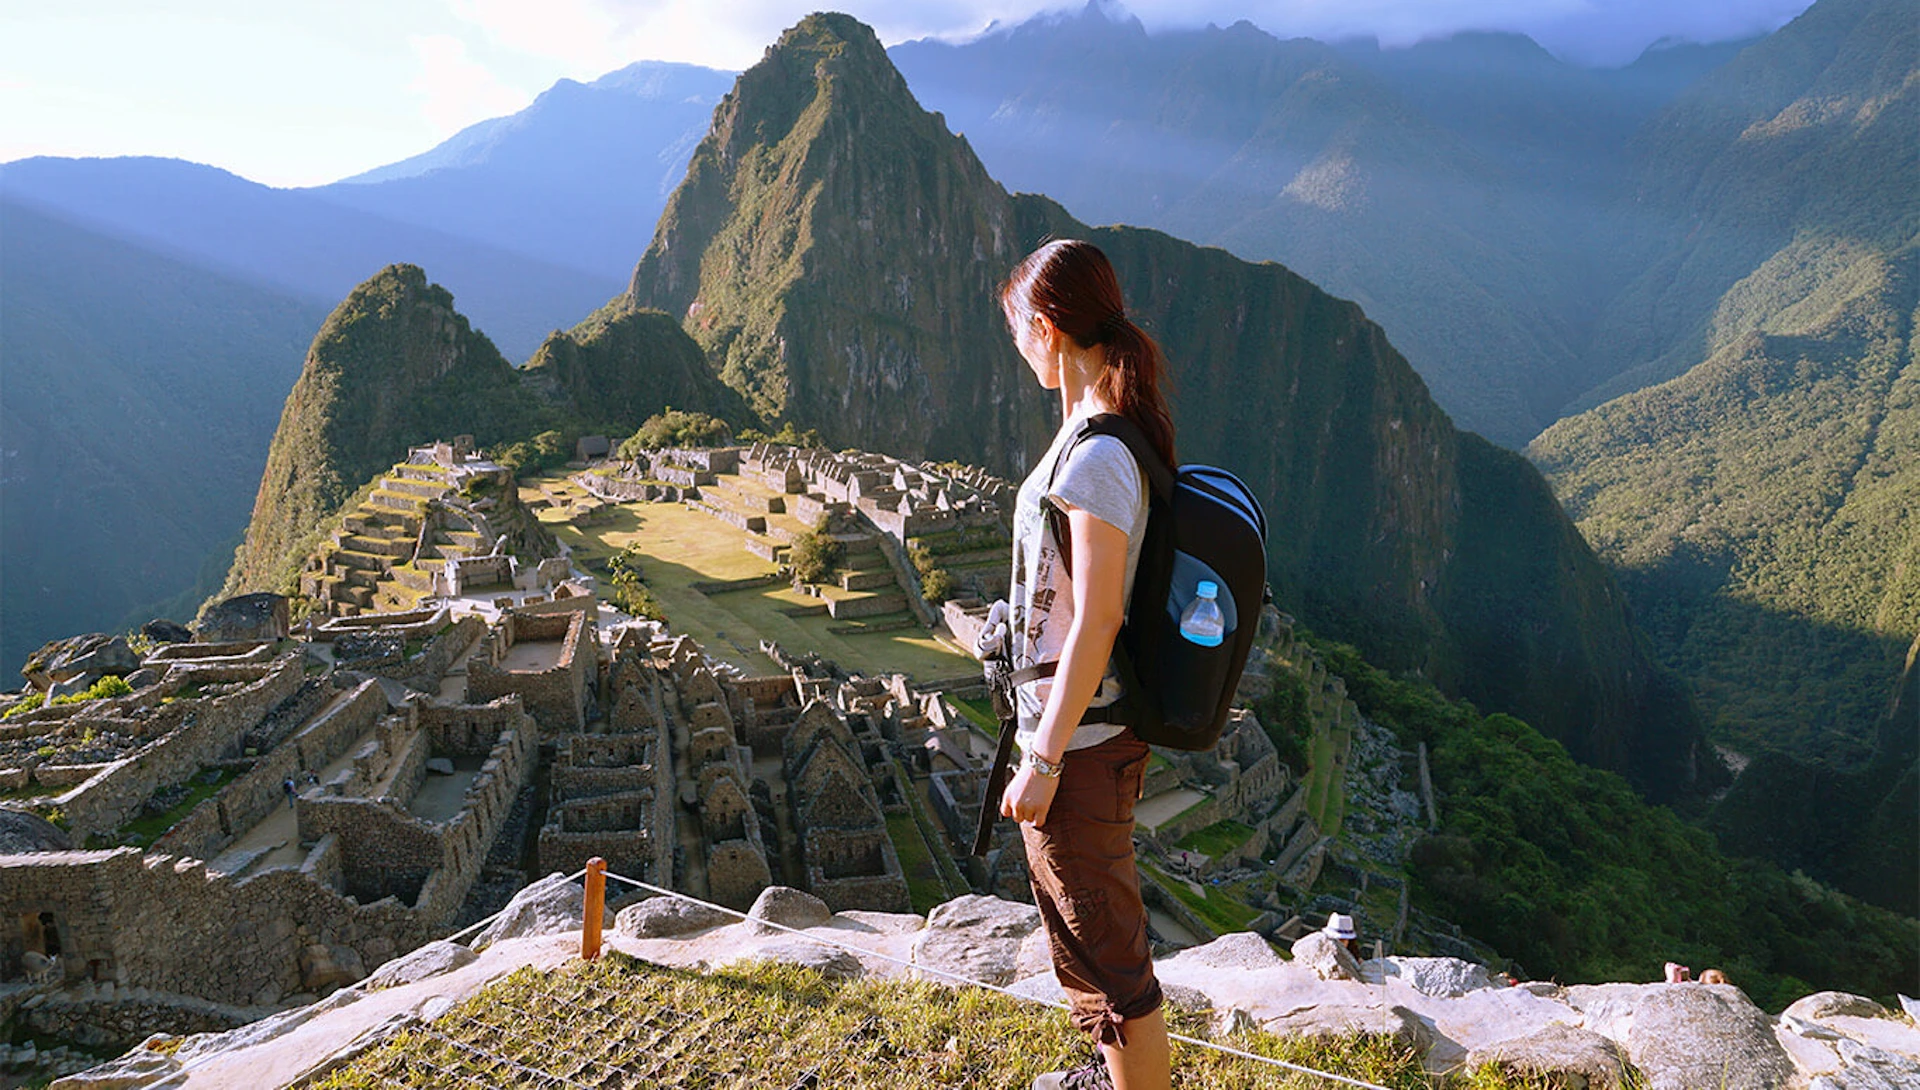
[220,265,741,602]
[1529,0,1917,906]
[627,13,1718,800]
[1575,0,1918,409]
[0,198,325,673]
[1533,250,1917,761]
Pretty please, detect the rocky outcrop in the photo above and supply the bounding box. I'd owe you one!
[20,634,140,691]
[472,872,610,951]
[56,896,1920,1089]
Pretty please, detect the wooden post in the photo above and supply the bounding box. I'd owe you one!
[582,858,606,961]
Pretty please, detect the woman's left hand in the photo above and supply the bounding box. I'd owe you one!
[1001,762,1061,826]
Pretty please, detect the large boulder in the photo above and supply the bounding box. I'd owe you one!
[362,941,477,990]
[473,873,608,950]
[141,618,194,644]
[298,944,366,992]
[1625,985,1796,1090]
[21,634,140,690]
[1381,956,1494,998]
[0,810,72,854]
[1289,931,1363,982]
[1784,992,1897,1023]
[198,593,290,643]
[1261,1002,1432,1049]
[617,894,736,938]
[1166,931,1286,973]
[910,894,1041,988]
[745,886,832,936]
[1465,1023,1629,1089]
[730,937,864,980]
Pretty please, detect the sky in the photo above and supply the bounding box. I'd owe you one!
[0,0,1814,189]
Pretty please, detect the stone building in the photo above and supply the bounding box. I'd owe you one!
[782,701,909,912]
[467,601,597,739]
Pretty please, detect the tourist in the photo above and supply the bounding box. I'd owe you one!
[993,239,1175,1090]
[282,777,297,809]
[1325,912,1362,959]
[1699,968,1729,985]
[1664,961,1691,983]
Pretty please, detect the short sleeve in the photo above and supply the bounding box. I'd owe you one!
[1050,434,1145,536]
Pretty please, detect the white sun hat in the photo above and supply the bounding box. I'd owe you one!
[1323,913,1358,941]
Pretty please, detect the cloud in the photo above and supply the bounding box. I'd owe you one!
[407,33,534,136]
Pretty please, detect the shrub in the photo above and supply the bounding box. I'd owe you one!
[620,409,733,458]
[2,693,45,720]
[789,521,842,585]
[737,420,825,448]
[921,567,955,604]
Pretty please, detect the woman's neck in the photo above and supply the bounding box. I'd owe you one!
[1057,346,1111,421]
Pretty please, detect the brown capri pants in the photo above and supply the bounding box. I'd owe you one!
[1021,729,1164,1045]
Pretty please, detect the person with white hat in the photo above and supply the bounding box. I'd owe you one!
[1324,913,1361,958]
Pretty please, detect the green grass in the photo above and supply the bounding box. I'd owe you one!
[314,954,1484,1089]
[1177,820,1257,860]
[526,475,974,682]
[885,811,948,915]
[946,695,999,736]
[89,768,239,849]
[1140,860,1262,935]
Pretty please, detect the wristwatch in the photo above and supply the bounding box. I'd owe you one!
[1024,751,1065,778]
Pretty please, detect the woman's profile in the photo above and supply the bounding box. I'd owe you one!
[990,238,1176,1090]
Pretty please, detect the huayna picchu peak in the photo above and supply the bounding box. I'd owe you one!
[626,11,1717,800]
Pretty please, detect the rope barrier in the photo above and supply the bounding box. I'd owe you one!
[596,866,1395,1090]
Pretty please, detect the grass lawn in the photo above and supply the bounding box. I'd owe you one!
[886,811,949,915]
[1177,820,1257,860]
[1140,859,1263,935]
[946,694,999,736]
[525,477,974,682]
[89,767,240,848]
[314,954,1478,1089]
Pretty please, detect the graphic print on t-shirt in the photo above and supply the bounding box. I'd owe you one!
[1009,408,1147,753]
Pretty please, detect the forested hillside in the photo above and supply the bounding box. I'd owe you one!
[1531,0,1917,909]
[0,199,324,674]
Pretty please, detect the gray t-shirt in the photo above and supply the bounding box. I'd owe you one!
[1010,405,1149,753]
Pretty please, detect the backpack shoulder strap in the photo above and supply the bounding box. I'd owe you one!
[1043,413,1174,578]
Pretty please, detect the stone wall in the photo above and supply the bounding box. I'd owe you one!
[468,609,593,740]
[58,658,305,840]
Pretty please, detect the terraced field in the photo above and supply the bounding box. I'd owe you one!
[525,473,976,682]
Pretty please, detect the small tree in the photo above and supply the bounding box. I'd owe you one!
[620,409,733,458]
[920,566,955,604]
[789,522,842,585]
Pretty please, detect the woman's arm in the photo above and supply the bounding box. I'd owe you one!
[1001,503,1129,825]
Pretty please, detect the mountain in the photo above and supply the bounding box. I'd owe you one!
[0,157,616,362]
[627,12,1719,800]
[310,62,735,283]
[219,265,741,601]
[889,10,1740,446]
[1529,0,1918,908]
[0,198,326,675]
[1572,0,1918,408]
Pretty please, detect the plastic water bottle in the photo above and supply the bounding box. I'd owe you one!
[1179,581,1225,647]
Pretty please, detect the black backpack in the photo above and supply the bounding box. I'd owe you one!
[1039,413,1270,752]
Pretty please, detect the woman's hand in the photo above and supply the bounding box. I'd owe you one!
[1001,761,1061,826]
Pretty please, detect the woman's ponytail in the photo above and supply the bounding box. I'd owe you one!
[999,239,1177,468]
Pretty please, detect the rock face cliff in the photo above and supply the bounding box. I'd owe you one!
[626,13,1715,798]
[221,265,522,600]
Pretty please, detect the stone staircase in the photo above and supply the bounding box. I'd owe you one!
[301,462,499,617]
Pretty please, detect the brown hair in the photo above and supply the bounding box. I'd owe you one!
[1000,239,1176,467]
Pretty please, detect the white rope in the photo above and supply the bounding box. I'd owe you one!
[597,868,1395,1090]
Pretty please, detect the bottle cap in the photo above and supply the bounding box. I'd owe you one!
[1196,580,1218,598]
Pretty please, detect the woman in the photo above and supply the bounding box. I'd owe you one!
[995,239,1175,1090]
